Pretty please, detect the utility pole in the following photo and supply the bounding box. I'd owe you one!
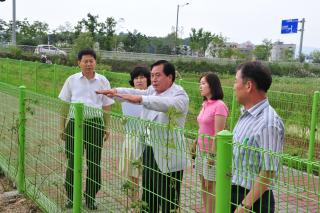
[12,0,16,45]
[0,0,15,44]
[298,18,305,61]
[175,4,180,54]
[175,3,189,54]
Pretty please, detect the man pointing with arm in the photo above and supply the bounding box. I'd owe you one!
[97,60,189,213]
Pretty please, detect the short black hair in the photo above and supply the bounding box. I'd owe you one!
[78,48,96,61]
[129,66,151,87]
[236,61,272,92]
[151,60,176,82]
[200,72,224,101]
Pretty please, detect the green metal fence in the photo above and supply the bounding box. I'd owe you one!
[0,82,319,212]
[0,58,319,159]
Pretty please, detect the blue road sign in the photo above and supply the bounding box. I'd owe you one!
[281,19,299,34]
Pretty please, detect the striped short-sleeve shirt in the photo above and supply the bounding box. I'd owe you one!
[232,99,284,190]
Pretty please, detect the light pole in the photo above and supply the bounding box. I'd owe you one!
[47,33,50,46]
[12,0,16,45]
[175,2,189,54]
[298,18,305,62]
[0,0,16,45]
[115,18,125,51]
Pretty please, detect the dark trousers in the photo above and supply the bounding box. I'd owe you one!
[141,146,183,213]
[64,118,104,203]
[231,185,275,213]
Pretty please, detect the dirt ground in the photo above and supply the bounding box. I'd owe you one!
[0,171,42,213]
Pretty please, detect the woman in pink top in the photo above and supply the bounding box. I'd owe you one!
[195,72,228,213]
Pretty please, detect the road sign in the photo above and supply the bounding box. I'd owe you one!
[281,19,299,34]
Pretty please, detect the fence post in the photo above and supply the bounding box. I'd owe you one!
[17,85,26,193]
[229,92,237,131]
[19,60,22,85]
[73,103,84,213]
[6,58,9,83]
[35,62,38,93]
[53,64,56,97]
[215,130,233,213]
[307,91,319,173]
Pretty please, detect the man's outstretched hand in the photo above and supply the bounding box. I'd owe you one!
[96,89,117,97]
[96,89,142,104]
[115,94,142,104]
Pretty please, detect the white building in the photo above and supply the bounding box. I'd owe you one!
[205,41,254,58]
[237,41,255,55]
[271,41,296,61]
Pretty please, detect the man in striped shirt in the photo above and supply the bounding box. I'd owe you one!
[231,61,284,213]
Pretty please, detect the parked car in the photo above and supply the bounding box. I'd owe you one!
[34,45,67,56]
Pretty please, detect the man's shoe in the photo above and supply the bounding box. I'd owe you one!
[65,200,73,209]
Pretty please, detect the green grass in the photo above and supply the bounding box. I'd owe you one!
[179,71,320,94]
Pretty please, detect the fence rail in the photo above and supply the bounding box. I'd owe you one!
[2,44,320,69]
[0,82,319,212]
[0,58,319,161]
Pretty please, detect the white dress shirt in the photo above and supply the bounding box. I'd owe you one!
[117,83,189,173]
[59,72,114,118]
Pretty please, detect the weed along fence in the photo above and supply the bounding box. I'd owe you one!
[0,82,319,212]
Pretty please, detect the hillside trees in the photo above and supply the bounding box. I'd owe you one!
[189,28,214,57]
[123,30,149,52]
[74,13,117,50]
[253,39,273,60]
[311,50,320,63]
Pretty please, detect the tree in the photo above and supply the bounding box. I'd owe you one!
[99,17,116,50]
[189,28,216,57]
[74,14,117,50]
[12,19,48,45]
[0,19,10,42]
[253,39,272,61]
[282,48,295,61]
[298,53,305,63]
[75,13,101,39]
[218,47,245,59]
[148,32,178,54]
[206,34,226,57]
[311,50,320,63]
[68,33,95,65]
[123,30,149,52]
[54,22,75,47]
[0,18,49,45]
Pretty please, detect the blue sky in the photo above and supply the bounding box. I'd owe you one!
[1,0,319,52]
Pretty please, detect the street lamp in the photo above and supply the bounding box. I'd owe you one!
[12,0,16,45]
[115,18,125,51]
[175,2,189,54]
[0,0,15,45]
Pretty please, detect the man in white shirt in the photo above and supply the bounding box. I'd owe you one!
[96,60,189,213]
[59,48,114,210]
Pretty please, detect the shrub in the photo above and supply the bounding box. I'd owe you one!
[1,48,320,77]
[8,46,22,58]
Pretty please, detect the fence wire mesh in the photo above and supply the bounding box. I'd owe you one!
[0,58,320,212]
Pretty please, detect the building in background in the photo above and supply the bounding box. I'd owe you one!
[271,41,296,61]
[237,41,255,55]
[205,41,254,59]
